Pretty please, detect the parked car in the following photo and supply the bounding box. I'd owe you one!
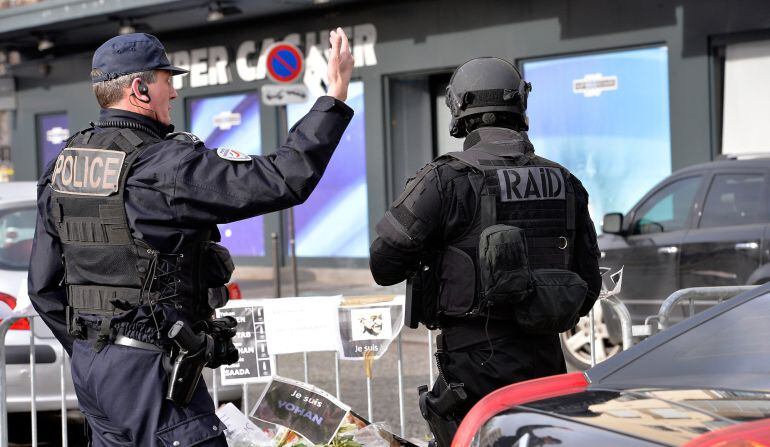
[562,156,770,369]
[0,182,241,413]
[455,282,770,446]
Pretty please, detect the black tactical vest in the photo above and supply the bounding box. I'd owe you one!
[49,126,231,338]
[433,137,576,322]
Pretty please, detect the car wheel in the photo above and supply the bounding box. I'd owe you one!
[560,300,621,370]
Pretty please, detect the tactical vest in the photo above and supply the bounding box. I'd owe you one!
[49,125,232,343]
[434,142,576,322]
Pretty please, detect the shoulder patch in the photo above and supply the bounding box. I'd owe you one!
[50,148,125,196]
[167,131,203,146]
[216,148,251,162]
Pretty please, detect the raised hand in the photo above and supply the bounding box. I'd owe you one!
[326,27,355,102]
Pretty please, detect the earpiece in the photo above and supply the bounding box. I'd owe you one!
[136,81,151,103]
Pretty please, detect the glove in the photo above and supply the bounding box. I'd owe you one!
[195,316,239,368]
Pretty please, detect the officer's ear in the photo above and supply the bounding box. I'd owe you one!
[130,77,151,103]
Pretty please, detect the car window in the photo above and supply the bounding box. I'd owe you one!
[632,176,702,235]
[0,207,36,270]
[699,173,767,228]
[593,291,770,392]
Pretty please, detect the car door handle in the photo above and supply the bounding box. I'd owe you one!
[735,242,760,251]
[657,246,679,255]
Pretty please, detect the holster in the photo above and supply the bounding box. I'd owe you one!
[418,334,468,447]
[166,321,213,407]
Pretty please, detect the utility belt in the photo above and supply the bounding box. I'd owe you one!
[68,307,169,353]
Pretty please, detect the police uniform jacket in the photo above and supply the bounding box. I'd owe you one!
[29,97,353,355]
[370,126,602,347]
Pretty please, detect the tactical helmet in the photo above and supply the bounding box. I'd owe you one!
[445,57,531,138]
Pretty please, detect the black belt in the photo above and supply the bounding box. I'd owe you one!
[113,335,166,352]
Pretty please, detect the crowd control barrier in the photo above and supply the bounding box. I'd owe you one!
[0,285,757,446]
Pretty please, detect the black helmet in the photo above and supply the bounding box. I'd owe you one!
[445,57,531,138]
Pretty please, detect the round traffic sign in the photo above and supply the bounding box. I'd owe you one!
[265,42,304,84]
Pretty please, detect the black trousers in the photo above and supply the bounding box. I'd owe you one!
[433,331,567,419]
[71,339,227,446]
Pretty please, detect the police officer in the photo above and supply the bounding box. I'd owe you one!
[29,30,354,446]
[369,57,601,446]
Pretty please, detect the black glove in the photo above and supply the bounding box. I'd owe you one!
[195,317,239,368]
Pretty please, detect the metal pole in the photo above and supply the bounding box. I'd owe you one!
[397,335,405,437]
[303,352,309,384]
[59,344,68,447]
[366,376,373,422]
[288,208,299,298]
[334,352,341,400]
[271,233,281,298]
[0,318,16,447]
[589,308,596,367]
[212,368,219,408]
[689,296,695,318]
[427,330,434,386]
[657,286,756,330]
[29,318,37,447]
[242,383,249,415]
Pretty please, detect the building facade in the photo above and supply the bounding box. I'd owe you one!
[2,0,770,265]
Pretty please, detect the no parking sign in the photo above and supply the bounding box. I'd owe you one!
[265,42,304,84]
[262,42,310,106]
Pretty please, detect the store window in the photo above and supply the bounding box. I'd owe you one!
[188,92,265,256]
[36,112,69,174]
[286,81,368,257]
[721,40,770,155]
[523,46,672,226]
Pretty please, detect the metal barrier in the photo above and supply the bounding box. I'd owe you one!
[1,285,756,445]
[645,286,756,333]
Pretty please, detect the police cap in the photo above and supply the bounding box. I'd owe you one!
[91,33,188,83]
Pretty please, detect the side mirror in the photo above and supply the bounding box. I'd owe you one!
[602,213,624,234]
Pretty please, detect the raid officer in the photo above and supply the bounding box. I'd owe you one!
[369,58,602,446]
[29,30,354,446]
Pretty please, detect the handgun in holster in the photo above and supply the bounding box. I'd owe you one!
[418,336,468,447]
[166,317,239,406]
[166,320,214,406]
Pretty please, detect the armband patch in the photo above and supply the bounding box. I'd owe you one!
[216,148,251,162]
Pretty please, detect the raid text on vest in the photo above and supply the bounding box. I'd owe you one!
[497,166,565,202]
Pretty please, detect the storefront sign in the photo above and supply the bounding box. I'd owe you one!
[336,295,405,360]
[216,301,275,385]
[251,376,350,446]
[169,23,378,90]
[572,73,618,98]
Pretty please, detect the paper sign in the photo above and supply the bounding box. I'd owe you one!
[337,295,405,360]
[263,296,342,354]
[216,403,272,444]
[216,300,275,385]
[251,376,350,446]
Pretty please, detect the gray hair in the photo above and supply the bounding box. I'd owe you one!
[90,70,157,108]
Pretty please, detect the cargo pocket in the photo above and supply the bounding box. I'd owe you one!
[478,225,532,315]
[156,412,226,447]
[438,246,476,317]
[514,269,588,334]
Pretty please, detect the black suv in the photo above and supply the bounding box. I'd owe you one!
[562,156,770,368]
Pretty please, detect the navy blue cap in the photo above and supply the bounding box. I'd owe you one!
[91,33,188,83]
